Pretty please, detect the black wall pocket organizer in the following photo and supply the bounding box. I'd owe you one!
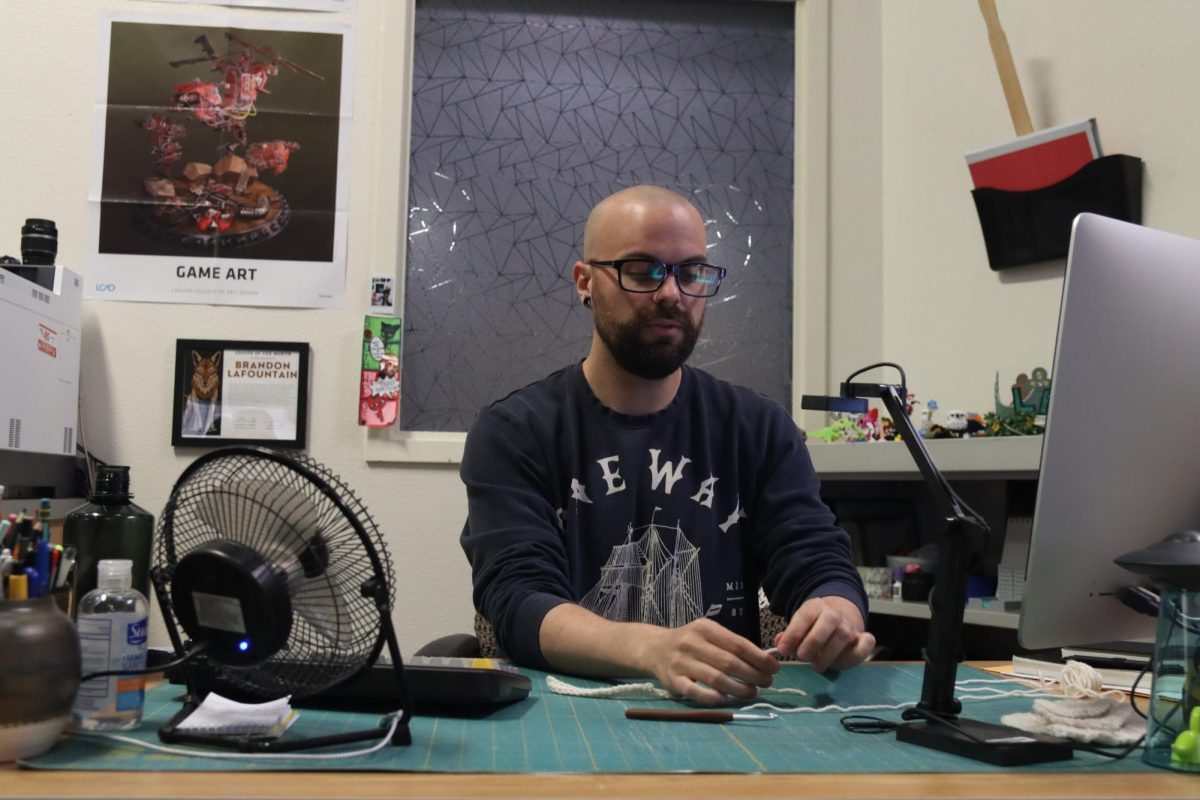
[971,154,1143,270]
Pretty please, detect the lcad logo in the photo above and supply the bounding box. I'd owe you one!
[94,283,116,292]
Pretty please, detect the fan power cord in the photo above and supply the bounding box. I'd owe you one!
[71,711,404,761]
[80,641,209,683]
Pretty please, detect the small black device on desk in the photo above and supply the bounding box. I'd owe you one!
[160,651,531,713]
[307,656,532,713]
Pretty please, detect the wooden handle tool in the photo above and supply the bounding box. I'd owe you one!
[624,708,777,724]
[978,0,1033,136]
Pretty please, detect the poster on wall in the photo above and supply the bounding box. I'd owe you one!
[144,1,357,11]
[86,11,354,308]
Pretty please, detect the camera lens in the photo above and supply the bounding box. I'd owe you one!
[21,218,58,265]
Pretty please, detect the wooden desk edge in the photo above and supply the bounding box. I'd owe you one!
[2,769,1197,800]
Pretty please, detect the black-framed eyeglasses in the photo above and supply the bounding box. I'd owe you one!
[588,259,727,298]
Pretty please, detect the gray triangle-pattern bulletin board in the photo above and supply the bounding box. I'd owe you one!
[402,0,796,431]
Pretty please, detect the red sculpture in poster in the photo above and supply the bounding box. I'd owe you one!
[130,31,324,248]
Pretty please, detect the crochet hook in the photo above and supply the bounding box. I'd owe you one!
[625,708,777,723]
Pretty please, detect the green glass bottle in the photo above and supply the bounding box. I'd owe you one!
[62,466,154,617]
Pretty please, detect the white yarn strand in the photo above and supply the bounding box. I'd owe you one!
[545,663,1109,716]
[544,675,809,701]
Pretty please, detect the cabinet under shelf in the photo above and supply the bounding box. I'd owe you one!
[811,437,1040,633]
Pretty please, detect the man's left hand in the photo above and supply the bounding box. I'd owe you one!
[772,596,875,673]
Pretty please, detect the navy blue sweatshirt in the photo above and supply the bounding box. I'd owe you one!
[459,362,866,669]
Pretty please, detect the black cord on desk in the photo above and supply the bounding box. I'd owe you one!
[81,641,207,682]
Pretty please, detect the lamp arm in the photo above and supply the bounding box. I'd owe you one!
[846,383,969,522]
[844,382,988,717]
[815,372,1070,762]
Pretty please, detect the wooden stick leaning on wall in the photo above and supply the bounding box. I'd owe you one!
[978,0,1033,136]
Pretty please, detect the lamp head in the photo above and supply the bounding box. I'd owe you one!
[799,394,869,414]
[1115,530,1200,590]
[801,380,907,414]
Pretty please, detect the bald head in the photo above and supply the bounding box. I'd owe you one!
[583,185,705,261]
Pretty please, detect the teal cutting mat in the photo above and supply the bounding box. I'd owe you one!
[22,665,1154,773]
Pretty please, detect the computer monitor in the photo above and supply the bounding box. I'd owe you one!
[1018,213,1200,650]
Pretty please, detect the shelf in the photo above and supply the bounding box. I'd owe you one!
[807,436,1042,479]
[869,598,1020,630]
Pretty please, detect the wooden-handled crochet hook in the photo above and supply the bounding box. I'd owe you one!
[625,708,777,723]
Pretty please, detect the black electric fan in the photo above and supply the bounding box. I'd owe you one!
[150,446,412,751]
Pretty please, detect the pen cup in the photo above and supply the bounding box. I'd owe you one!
[0,596,81,761]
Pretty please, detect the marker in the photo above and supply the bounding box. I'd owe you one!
[624,708,777,723]
[55,546,76,589]
[0,513,16,549]
[33,540,51,597]
[49,545,62,589]
[8,573,28,600]
[38,498,51,543]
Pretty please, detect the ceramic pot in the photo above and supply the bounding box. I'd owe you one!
[0,596,81,761]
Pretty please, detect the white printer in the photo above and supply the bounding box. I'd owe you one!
[0,265,82,496]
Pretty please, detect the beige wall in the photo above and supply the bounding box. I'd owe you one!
[2,0,1197,654]
[872,0,1200,410]
[0,0,472,654]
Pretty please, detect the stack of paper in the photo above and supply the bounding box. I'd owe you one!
[966,118,1101,192]
[996,515,1032,601]
[176,692,298,738]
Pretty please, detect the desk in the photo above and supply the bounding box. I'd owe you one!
[3,764,1196,798]
[3,664,1197,799]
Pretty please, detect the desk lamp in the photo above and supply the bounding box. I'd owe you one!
[803,362,1072,765]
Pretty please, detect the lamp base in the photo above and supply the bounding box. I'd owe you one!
[897,717,1074,766]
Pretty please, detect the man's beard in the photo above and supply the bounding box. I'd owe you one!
[594,302,703,380]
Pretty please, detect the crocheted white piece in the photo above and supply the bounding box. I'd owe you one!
[544,675,674,699]
[1001,700,1145,746]
[999,661,1146,746]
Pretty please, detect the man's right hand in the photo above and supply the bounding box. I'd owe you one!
[641,618,780,705]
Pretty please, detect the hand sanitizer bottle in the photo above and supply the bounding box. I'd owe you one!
[72,559,149,731]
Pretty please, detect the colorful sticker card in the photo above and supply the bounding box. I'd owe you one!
[359,315,401,427]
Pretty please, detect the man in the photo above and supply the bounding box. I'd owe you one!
[460,185,873,706]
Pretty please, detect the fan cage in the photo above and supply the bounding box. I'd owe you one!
[155,447,396,698]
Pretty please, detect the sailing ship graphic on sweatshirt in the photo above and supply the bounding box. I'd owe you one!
[579,509,720,626]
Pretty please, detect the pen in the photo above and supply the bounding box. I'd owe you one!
[624,708,777,723]
[23,567,42,598]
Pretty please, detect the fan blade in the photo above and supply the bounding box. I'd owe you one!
[193,479,326,573]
